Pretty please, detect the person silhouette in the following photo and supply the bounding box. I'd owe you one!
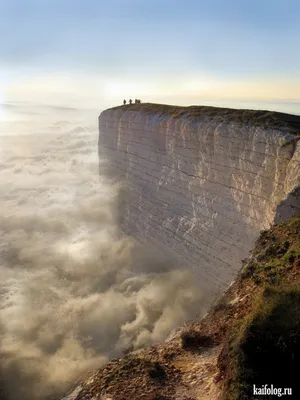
[129,99,132,104]
[123,99,126,105]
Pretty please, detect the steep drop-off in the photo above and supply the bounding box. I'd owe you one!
[98,104,300,303]
[63,214,300,400]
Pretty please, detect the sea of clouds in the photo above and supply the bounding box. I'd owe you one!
[0,103,205,399]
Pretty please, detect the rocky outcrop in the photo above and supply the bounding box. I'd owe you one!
[98,103,300,303]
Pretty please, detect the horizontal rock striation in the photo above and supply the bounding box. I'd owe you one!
[98,103,300,302]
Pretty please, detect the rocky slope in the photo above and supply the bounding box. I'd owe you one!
[98,103,300,304]
[63,215,300,400]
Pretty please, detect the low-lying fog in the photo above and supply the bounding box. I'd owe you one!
[0,103,204,399]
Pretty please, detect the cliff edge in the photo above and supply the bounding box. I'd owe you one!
[98,103,300,305]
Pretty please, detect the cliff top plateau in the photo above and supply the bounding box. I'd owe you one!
[107,103,300,132]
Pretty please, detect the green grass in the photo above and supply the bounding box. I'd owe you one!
[241,218,300,286]
[219,216,300,399]
[221,285,300,400]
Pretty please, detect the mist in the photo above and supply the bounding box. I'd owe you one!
[0,103,205,399]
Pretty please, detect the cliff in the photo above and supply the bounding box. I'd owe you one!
[59,104,300,400]
[98,103,300,304]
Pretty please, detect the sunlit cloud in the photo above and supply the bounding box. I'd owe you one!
[0,111,207,398]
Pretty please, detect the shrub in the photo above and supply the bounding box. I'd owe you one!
[181,330,214,351]
[283,251,296,264]
[148,362,167,381]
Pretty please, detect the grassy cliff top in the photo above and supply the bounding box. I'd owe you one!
[107,102,300,132]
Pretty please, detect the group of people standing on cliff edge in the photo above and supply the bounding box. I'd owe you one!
[123,99,141,105]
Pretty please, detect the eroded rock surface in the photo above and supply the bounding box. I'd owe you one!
[98,104,300,304]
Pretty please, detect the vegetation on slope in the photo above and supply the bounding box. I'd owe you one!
[218,216,300,399]
[219,285,300,399]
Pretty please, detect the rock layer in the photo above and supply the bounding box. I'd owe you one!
[98,104,300,302]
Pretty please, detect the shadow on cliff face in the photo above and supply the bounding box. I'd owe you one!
[275,187,300,224]
[0,109,205,400]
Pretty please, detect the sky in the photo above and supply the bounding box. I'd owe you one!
[0,0,300,112]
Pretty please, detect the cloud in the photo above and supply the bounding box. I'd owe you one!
[0,106,205,399]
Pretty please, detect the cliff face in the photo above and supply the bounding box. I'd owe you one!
[98,104,300,302]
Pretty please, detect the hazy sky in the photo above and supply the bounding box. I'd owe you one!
[1,0,300,110]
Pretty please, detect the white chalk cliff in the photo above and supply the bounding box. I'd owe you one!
[98,104,300,304]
